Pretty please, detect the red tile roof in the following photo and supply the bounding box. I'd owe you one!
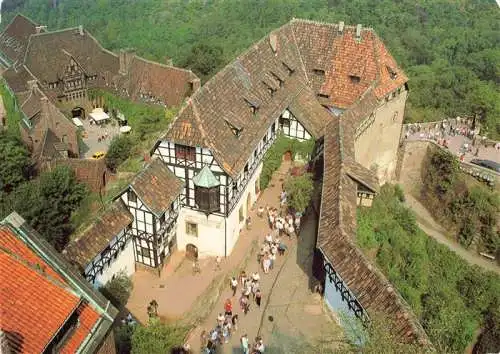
[0,226,100,353]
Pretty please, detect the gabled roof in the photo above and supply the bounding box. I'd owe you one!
[64,199,133,268]
[317,117,428,344]
[0,14,39,65]
[162,19,407,178]
[42,158,107,193]
[193,165,220,188]
[2,65,36,93]
[117,56,198,108]
[0,213,118,353]
[129,158,184,216]
[23,27,119,84]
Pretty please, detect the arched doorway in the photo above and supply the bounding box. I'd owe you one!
[283,150,292,161]
[246,193,251,217]
[71,107,85,119]
[186,244,198,260]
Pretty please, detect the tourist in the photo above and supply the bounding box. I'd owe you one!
[294,214,301,231]
[239,271,247,287]
[251,281,260,299]
[286,223,295,239]
[200,330,208,352]
[222,321,230,343]
[217,313,225,327]
[241,334,249,354]
[246,216,252,230]
[276,218,284,236]
[224,299,233,317]
[251,271,260,283]
[280,190,287,206]
[257,206,265,218]
[265,233,273,245]
[215,256,222,271]
[254,336,265,353]
[232,314,239,332]
[278,241,287,256]
[231,277,238,297]
[262,255,271,274]
[269,252,276,270]
[255,289,262,307]
[268,211,275,230]
[241,296,250,315]
[244,281,252,299]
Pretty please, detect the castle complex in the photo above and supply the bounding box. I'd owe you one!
[1,15,430,346]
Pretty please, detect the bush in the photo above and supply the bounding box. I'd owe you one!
[99,270,133,308]
[105,135,133,171]
[284,173,314,213]
[131,320,188,354]
[358,184,500,352]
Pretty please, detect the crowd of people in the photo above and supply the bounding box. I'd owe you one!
[198,196,302,353]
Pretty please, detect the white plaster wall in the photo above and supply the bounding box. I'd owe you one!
[91,238,135,288]
[175,162,263,257]
[354,89,408,184]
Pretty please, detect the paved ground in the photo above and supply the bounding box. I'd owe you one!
[404,193,500,275]
[406,132,499,164]
[79,118,120,158]
[184,165,344,353]
[127,161,292,324]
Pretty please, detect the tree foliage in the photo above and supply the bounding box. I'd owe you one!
[131,320,188,354]
[105,135,133,172]
[357,184,500,352]
[284,172,314,213]
[2,0,498,137]
[0,165,87,250]
[99,270,133,308]
[0,133,31,192]
[421,148,499,255]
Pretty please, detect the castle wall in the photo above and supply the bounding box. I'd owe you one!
[354,89,408,184]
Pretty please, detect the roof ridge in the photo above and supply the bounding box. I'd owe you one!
[133,55,196,76]
[290,18,375,32]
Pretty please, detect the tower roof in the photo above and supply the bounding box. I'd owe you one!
[193,165,220,188]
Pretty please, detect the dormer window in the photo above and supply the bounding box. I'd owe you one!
[349,75,361,84]
[313,69,325,76]
[193,166,221,213]
[262,81,277,96]
[386,65,398,80]
[224,119,242,138]
[270,72,284,87]
[175,144,196,161]
[282,62,295,76]
[317,93,330,99]
[244,98,259,115]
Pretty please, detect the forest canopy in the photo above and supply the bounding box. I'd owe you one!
[1,0,499,137]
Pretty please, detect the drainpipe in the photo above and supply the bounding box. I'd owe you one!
[224,184,228,258]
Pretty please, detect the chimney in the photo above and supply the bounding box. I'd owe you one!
[119,48,136,75]
[165,57,173,66]
[338,21,345,34]
[356,24,362,41]
[78,25,84,36]
[35,25,47,34]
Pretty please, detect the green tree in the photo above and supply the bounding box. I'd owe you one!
[181,43,225,82]
[284,172,314,213]
[131,320,188,354]
[0,133,31,192]
[105,135,133,171]
[99,270,133,308]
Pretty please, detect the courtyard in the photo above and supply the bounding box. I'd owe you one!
[77,116,121,158]
[125,160,344,352]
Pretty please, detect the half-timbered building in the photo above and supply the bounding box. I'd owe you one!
[117,158,184,273]
[63,199,134,287]
[147,19,430,345]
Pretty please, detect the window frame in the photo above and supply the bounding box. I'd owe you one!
[127,190,137,203]
[175,144,196,161]
[186,222,198,237]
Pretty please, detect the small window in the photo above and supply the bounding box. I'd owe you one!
[279,117,290,128]
[317,93,330,99]
[195,186,220,213]
[313,69,325,76]
[141,247,150,258]
[239,206,244,222]
[270,72,284,87]
[186,222,198,237]
[127,190,137,203]
[175,144,196,161]
[282,62,295,76]
[349,75,361,84]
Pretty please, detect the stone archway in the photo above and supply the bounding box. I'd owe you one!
[186,244,198,260]
[71,106,86,119]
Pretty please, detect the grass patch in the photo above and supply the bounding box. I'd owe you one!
[0,80,23,137]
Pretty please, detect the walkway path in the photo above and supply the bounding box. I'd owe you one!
[184,163,343,353]
[404,193,500,275]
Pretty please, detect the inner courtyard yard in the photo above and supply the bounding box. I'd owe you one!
[125,160,344,352]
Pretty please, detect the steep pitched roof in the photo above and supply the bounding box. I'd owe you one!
[42,158,107,192]
[118,56,198,107]
[317,117,428,345]
[23,27,119,84]
[0,213,118,353]
[0,14,39,65]
[2,65,36,93]
[291,19,407,109]
[64,200,133,268]
[130,158,184,216]
[165,22,332,177]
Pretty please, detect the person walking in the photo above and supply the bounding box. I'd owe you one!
[231,314,239,332]
[241,334,249,354]
[224,299,233,317]
[255,289,262,307]
[215,256,222,271]
[230,277,238,297]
